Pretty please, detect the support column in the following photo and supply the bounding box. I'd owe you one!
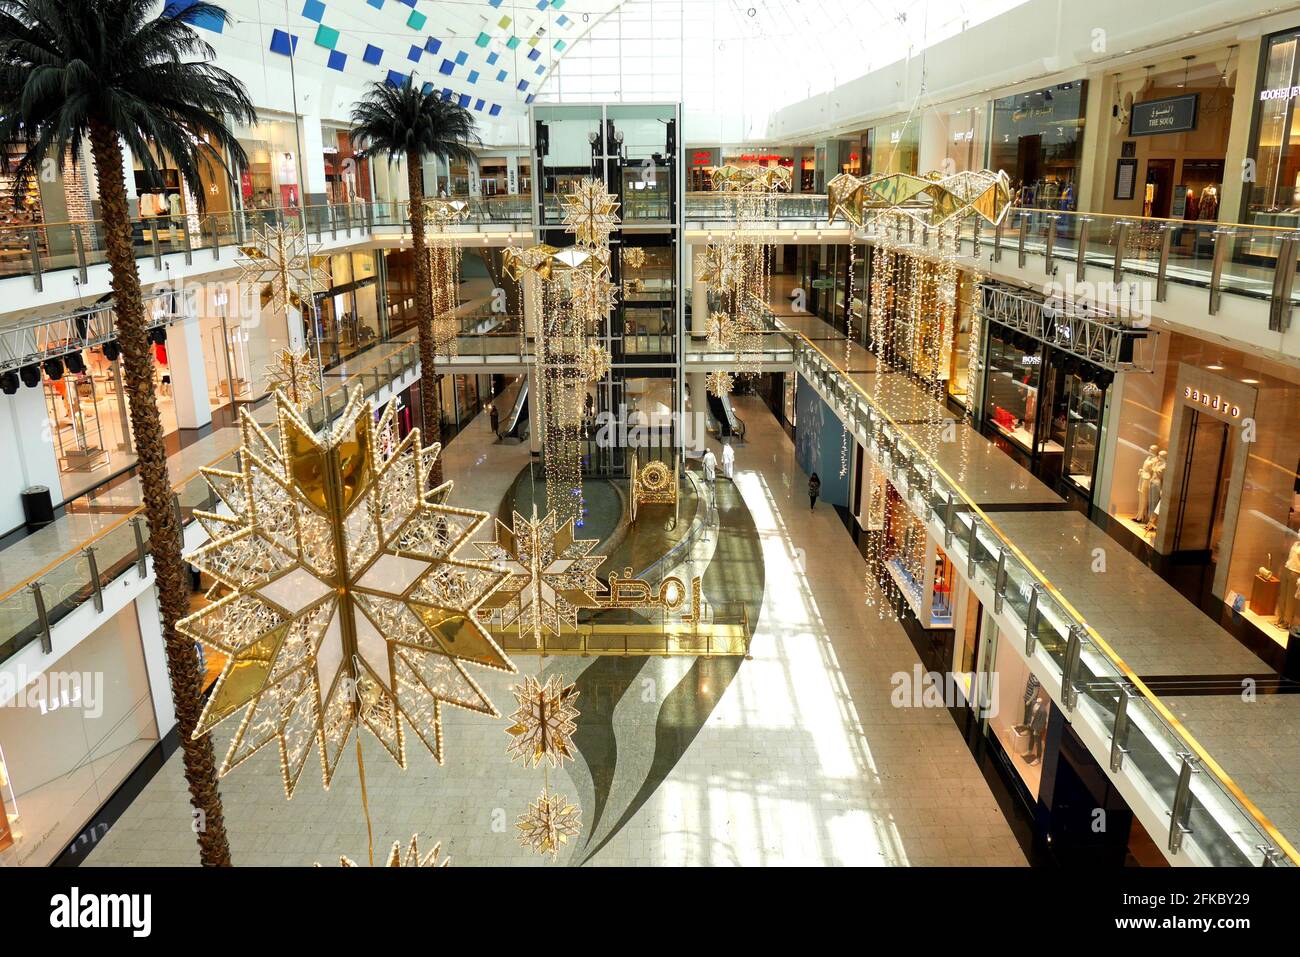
[691,247,708,339]
[296,113,329,207]
[163,302,212,431]
[687,371,708,454]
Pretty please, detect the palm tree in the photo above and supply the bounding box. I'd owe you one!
[350,79,479,484]
[0,0,255,866]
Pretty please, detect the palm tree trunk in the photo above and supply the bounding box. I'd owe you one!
[407,152,443,486]
[87,120,232,866]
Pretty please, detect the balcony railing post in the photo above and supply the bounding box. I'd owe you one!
[30,580,51,653]
[1267,235,1297,333]
[1062,623,1085,711]
[73,224,88,284]
[182,220,193,265]
[29,227,43,292]
[1168,753,1200,855]
[131,516,148,577]
[1111,221,1129,286]
[993,548,1008,613]
[1017,214,1027,268]
[1208,227,1232,316]
[328,204,337,241]
[964,518,979,579]
[150,225,162,269]
[1109,682,1134,771]
[1044,216,1056,275]
[84,545,104,614]
[209,216,221,260]
[1024,583,1042,656]
[1155,224,1173,302]
[993,216,1004,263]
[1075,217,1089,282]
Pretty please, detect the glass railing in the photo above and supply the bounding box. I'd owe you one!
[786,331,1299,867]
[0,332,422,664]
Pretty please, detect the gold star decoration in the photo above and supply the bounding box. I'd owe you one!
[421,198,470,228]
[706,369,735,398]
[236,223,326,315]
[621,246,646,269]
[506,674,580,769]
[560,176,620,247]
[325,834,451,867]
[179,388,515,798]
[578,342,611,382]
[263,348,322,406]
[475,509,606,648]
[517,787,581,859]
[710,164,792,192]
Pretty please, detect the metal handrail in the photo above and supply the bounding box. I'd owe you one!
[785,325,1299,867]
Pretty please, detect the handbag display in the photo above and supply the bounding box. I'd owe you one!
[1009,725,1032,756]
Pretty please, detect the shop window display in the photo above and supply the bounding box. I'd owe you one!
[990,81,1087,210]
[983,326,1044,455]
[986,629,1051,799]
[0,604,159,867]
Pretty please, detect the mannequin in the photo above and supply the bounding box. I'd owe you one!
[1135,445,1158,523]
[1145,451,1167,532]
[1198,185,1219,221]
[1025,690,1048,765]
[1278,539,1300,629]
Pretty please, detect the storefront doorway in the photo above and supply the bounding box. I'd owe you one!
[1169,407,1234,557]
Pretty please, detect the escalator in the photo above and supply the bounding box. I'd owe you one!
[496,376,529,443]
[705,389,746,440]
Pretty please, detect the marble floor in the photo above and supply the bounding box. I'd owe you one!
[85,398,1025,867]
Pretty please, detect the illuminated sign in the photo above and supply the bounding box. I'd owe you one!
[1184,385,1241,418]
[1130,94,1198,136]
[1260,85,1300,101]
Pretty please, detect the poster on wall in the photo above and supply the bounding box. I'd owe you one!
[1114,158,1137,200]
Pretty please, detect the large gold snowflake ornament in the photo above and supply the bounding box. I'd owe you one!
[517,787,582,859]
[236,223,326,315]
[560,176,620,248]
[323,834,451,868]
[263,348,321,406]
[506,674,579,768]
[706,369,735,398]
[475,509,606,648]
[179,388,515,798]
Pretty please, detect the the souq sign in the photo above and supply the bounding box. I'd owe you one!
[1130,94,1199,136]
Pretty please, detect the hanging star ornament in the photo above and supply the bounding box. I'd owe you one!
[706,369,735,398]
[236,223,326,315]
[475,509,606,647]
[178,388,515,798]
[324,834,451,867]
[506,674,580,769]
[560,176,620,247]
[517,787,582,859]
[263,348,322,406]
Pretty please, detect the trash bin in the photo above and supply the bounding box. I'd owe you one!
[21,485,55,531]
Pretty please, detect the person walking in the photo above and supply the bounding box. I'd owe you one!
[808,472,821,509]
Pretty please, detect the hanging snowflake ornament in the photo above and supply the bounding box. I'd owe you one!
[517,787,582,859]
[179,388,515,798]
[505,674,580,769]
[323,834,451,867]
[475,508,606,648]
[560,176,620,248]
[263,348,322,407]
[236,223,326,315]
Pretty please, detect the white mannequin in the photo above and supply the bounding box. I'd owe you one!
[1145,451,1167,532]
[1279,539,1300,628]
[721,442,735,480]
[1136,444,1158,522]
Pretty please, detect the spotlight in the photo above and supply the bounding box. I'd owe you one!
[1,371,18,395]
[43,357,64,380]
[101,340,121,362]
[64,351,86,375]
[19,364,40,388]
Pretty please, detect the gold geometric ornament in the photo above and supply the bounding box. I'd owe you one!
[560,176,620,247]
[323,834,451,867]
[517,786,582,859]
[475,508,606,647]
[505,674,579,769]
[235,223,326,315]
[263,348,321,407]
[179,388,515,798]
[826,169,1013,229]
